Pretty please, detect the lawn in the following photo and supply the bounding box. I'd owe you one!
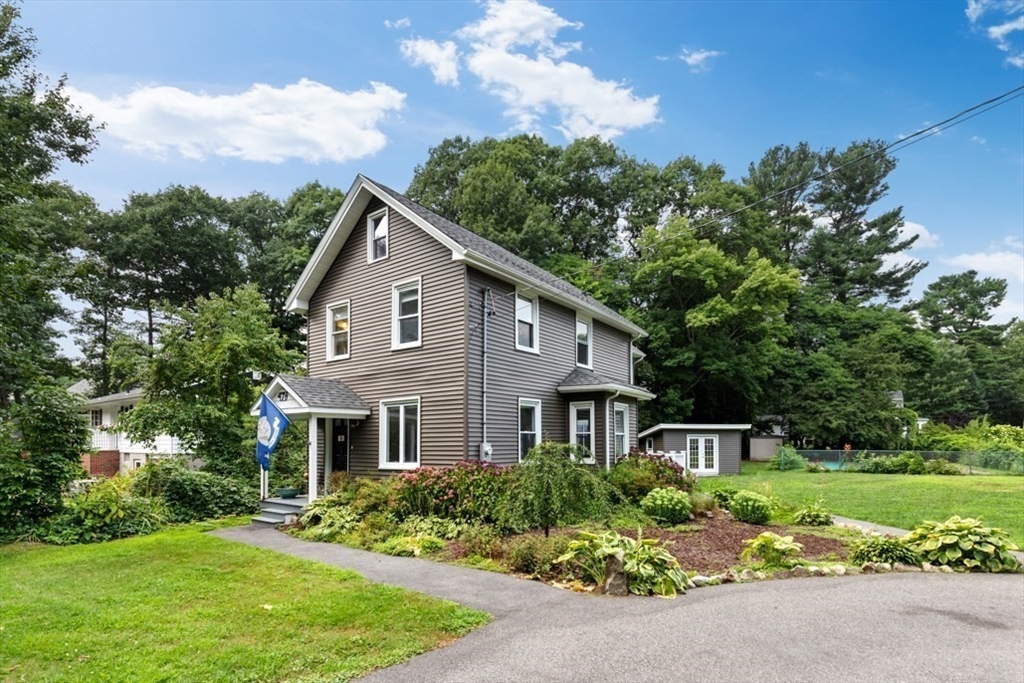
[0,522,489,683]
[702,462,1024,546]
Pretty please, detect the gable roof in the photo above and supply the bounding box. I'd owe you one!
[249,374,370,419]
[286,175,646,338]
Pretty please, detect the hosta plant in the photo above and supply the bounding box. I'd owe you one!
[556,529,687,598]
[904,516,1020,572]
[729,490,772,525]
[640,487,692,525]
[297,504,360,542]
[374,534,446,557]
[793,498,833,526]
[740,532,803,567]
[849,534,921,566]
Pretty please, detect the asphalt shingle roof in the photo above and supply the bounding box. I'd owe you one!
[367,177,639,334]
[557,367,648,393]
[278,374,370,411]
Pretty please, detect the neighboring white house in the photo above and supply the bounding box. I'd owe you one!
[69,380,189,476]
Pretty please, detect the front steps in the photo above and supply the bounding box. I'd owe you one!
[253,495,308,527]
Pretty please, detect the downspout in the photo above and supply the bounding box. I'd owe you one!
[606,389,621,472]
[482,288,492,458]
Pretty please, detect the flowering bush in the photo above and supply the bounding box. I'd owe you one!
[607,450,697,502]
[392,461,510,523]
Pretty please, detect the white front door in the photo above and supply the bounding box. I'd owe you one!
[687,435,719,475]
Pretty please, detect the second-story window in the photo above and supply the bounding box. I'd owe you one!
[90,409,102,427]
[368,209,388,262]
[515,291,539,352]
[327,301,350,360]
[576,317,591,367]
[392,278,421,349]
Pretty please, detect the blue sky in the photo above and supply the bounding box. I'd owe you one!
[22,0,1024,326]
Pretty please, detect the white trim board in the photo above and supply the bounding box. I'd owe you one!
[637,423,753,439]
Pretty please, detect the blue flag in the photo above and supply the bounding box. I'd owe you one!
[256,393,291,472]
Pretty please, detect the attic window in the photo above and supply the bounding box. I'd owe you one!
[368,209,388,262]
[276,391,290,403]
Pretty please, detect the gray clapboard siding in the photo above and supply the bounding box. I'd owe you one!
[660,428,743,475]
[307,198,468,477]
[592,320,631,384]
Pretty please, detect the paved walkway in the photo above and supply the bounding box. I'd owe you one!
[833,515,1024,563]
[214,525,1024,682]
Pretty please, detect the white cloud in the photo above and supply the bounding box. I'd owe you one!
[901,221,942,248]
[971,135,988,144]
[991,296,1024,323]
[68,79,406,163]
[401,0,659,140]
[943,250,1024,283]
[400,39,460,86]
[1004,234,1024,250]
[679,48,724,73]
[966,0,1024,68]
[384,17,412,30]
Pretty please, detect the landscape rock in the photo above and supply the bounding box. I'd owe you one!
[820,566,833,576]
[876,562,892,573]
[808,566,823,577]
[740,569,756,582]
[755,571,767,581]
[603,554,629,596]
[921,562,936,573]
[938,565,955,573]
[860,562,876,573]
[775,569,792,579]
[686,578,697,589]
[894,562,922,573]
[792,566,810,578]
[707,576,723,586]
[691,575,712,587]
[834,565,847,576]
[723,570,740,583]
[705,511,714,519]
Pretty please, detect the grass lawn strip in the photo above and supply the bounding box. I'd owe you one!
[702,463,1024,546]
[0,525,489,683]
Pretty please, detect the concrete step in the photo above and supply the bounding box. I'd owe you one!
[261,504,306,517]
[251,515,284,527]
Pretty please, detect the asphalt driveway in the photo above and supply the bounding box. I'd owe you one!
[215,526,1024,683]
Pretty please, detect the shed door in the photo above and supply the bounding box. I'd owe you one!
[686,435,719,475]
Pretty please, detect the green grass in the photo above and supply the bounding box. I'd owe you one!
[702,462,1024,546]
[0,525,490,683]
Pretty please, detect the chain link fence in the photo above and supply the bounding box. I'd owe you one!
[795,449,1024,474]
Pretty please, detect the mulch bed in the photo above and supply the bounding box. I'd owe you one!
[621,515,848,574]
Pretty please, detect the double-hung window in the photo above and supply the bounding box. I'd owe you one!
[515,291,539,352]
[575,316,591,367]
[392,278,421,349]
[89,409,102,428]
[518,398,541,461]
[613,403,629,459]
[326,301,350,360]
[368,209,388,262]
[380,397,419,469]
[570,401,595,463]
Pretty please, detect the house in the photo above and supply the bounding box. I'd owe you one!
[638,423,752,476]
[69,380,190,477]
[254,175,654,501]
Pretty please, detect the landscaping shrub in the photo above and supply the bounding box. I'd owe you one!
[458,524,501,558]
[297,505,360,543]
[854,452,962,476]
[711,487,737,509]
[374,534,446,557]
[849,535,921,566]
[349,511,400,548]
[44,476,166,545]
[688,492,716,513]
[392,461,509,523]
[160,469,258,522]
[503,534,571,575]
[729,491,772,525]
[793,499,833,526]
[766,446,806,471]
[606,450,696,502]
[500,442,610,536]
[805,461,828,473]
[398,515,470,540]
[640,488,692,525]
[556,529,687,598]
[349,478,399,516]
[904,516,1021,572]
[740,531,803,567]
[924,458,962,475]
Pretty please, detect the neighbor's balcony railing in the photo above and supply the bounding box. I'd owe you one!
[90,429,119,451]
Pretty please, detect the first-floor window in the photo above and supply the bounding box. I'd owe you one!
[380,398,419,468]
[570,402,594,462]
[613,403,628,457]
[89,409,102,427]
[519,398,541,461]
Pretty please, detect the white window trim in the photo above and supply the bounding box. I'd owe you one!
[89,409,103,428]
[575,314,592,369]
[379,396,421,470]
[366,207,389,264]
[569,401,596,464]
[391,277,423,351]
[686,434,719,475]
[518,397,542,462]
[325,299,351,362]
[613,402,630,459]
[514,289,540,354]
[645,437,654,452]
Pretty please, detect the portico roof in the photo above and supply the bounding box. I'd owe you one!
[556,368,656,401]
[250,374,371,419]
